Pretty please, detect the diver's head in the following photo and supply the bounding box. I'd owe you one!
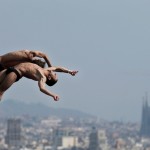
[46,71,58,86]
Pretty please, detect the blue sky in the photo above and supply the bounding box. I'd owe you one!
[1,0,150,122]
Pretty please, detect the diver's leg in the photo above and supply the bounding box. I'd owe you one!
[0,70,7,84]
[0,73,17,101]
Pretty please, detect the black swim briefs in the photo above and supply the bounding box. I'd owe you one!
[6,67,21,82]
[0,63,5,72]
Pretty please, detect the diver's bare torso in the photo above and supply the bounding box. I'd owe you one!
[15,62,45,81]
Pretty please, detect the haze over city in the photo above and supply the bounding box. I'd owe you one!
[0,0,150,122]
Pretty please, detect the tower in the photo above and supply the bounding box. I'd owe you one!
[98,130,109,149]
[5,118,22,149]
[52,128,69,149]
[88,127,101,150]
[140,93,150,137]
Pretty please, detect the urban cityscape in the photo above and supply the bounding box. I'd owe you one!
[0,95,150,150]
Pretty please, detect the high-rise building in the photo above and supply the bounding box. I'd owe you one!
[5,118,22,149]
[140,93,150,137]
[52,128,69,149]
[98,130,109,150]
[88,127,101,150]
[52,128,78,149]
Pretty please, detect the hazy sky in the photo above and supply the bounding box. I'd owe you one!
[0,0,150,122]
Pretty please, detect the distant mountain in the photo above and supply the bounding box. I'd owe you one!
[0,100,94,119]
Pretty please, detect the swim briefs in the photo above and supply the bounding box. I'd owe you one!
[6,67,21,82]
[0,63,5,72]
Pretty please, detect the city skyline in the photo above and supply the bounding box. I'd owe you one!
[0,0,150,122]
[0,114,146,150]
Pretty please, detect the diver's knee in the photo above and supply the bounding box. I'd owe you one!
[0,92,4,101]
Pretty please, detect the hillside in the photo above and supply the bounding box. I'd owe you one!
[0,100,94,119]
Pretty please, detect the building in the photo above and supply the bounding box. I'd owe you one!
[61,136,78,149]
[52,128,78,149]
[88,127,101,150]
[53,128,69,148]
[5,118,22,149]
[98,130,109,150]
[140,93,150,137]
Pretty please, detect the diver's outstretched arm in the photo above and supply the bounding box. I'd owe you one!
[49,66,78,76]
[37,69,59,101]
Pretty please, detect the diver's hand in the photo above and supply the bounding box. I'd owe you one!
[69,70,78,76]
[53,94,59,101]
